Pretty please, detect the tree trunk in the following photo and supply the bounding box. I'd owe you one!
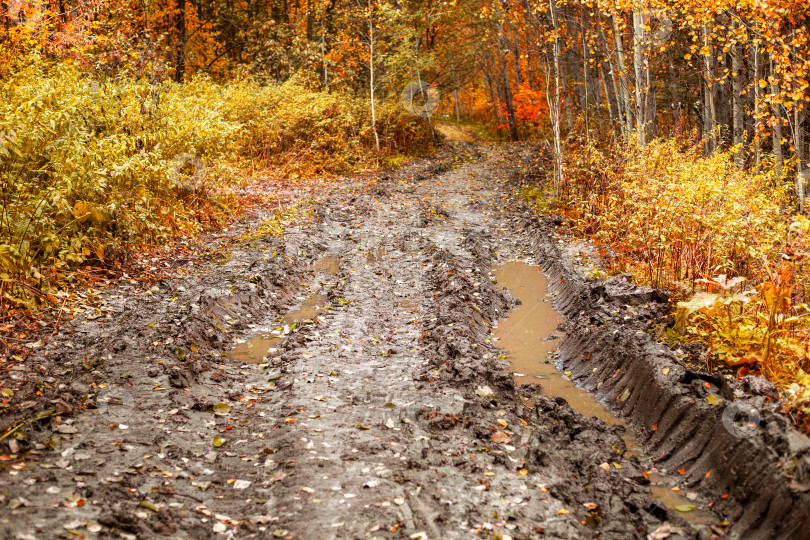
[581,23,590,138]
[632,11,657,144]
[770,58,783,181]
[732,24,745,168]
[611,17,634,139]
[600,63,617,128]
[174,0,186,83]
[499,48,519,141]
[703,23,717,153]
[752,37,763,170]
[367,0,380,160]
[548,0,564,192]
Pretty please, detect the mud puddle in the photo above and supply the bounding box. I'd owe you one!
[314,253,341,274]
[229,293,329,363]
[493,261,615,423]
[494,260,718,526]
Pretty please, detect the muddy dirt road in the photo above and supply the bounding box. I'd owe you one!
[4,141,806,539]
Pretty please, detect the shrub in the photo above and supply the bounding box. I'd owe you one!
[0,57,432,315]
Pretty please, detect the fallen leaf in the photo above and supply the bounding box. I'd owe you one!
[140,500,159,512]
[213,403,231,416]
[674,504,696,512]
[475,385,496,400]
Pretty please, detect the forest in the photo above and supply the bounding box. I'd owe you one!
[2,1,810,538]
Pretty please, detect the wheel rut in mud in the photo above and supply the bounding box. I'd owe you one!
[3,142,808,540]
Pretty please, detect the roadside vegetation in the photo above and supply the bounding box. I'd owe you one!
[521,132,810,432]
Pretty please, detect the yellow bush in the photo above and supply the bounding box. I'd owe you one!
[569,140,791,292]
[0,58,432,312]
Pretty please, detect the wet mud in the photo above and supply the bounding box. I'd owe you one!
[1,141,807,540]
[493,260,719,528]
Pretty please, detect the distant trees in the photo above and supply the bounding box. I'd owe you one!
[3,1,808,189]
[449,0,809,183]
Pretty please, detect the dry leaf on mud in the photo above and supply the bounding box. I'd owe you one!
[491,431,511,444]
[674,504,696,512]
[213,403,231,416]
[706,394,722,406]
[213,436,226,447]
[648,523,683,539]
[475,386,496,400]
[140,500,159,512]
